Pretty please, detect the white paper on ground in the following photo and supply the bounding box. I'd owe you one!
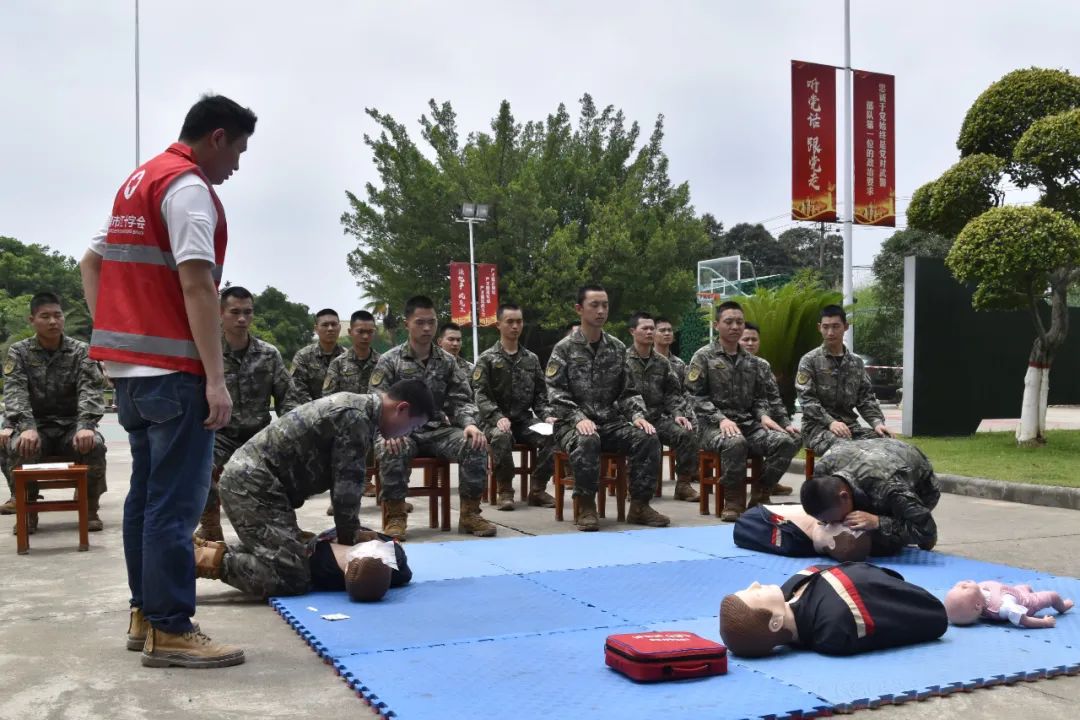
[306,606,319,612]
[320,613,350,621]
[346,539,399,570]
[528,422,554,436]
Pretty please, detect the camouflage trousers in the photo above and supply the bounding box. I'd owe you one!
[218,464,311,597]
[802,422,878,457]
[0,443,11,496]
[203,428,260,509]
[555,420,660,501]
[698,421,798,490]
[377,425,487,501]
[484,419,555,490]
[7,425,107,505]
[653,416,699,479]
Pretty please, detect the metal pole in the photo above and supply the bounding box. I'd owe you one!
[842,0,854,350]
[467,219,480,363]
[135,0,141,166]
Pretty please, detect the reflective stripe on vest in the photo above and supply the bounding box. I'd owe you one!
[103,243,223,282]
[90,329,199,360]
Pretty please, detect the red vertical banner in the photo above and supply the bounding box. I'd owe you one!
[476,264,499,327]
[449,262,472,326]
[791,60,837,222]
[853,71,895,226]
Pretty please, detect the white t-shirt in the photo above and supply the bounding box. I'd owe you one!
[88,171,218,378]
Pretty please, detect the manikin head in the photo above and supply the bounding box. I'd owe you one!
[377,379,434,438]
[811,522,871,562]
[944,580,984,625]
[719,582,794,658]
[800,474,855,524]
[345,556,393,602]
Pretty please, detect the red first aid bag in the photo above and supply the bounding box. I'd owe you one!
[604,631,727,682]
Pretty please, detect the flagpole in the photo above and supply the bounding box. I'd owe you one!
[842,0,854,350]
[135,0,141,166]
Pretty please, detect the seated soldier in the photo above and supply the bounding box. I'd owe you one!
[686,301,799,521]
[437,322,474,377]
[800,438,940,554]
[473,303,555,511]
[3,292,108,531]
[739,321,797,496]
[546,285,668,531]
[194,286,294,541]
[192,381,432,597]
[795,305,893,456]
[285,308,345,406]
[734,503,871,562]
[719,562,948,657]
[0,422,14,513]
[370,296,496,540]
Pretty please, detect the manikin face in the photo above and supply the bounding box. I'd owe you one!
[739,328,760,355]
[315,314,341,346]
[438,329,463,356]
[497,309,524,342]
[735,581,787,616]
[630,318,655,347]
[30,303,65,343]
[406,308,437,347]
[575,291,609,329]
[220,296,253,336]
[715,308,745,347]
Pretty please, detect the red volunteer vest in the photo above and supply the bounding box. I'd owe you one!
[89,143,227,375]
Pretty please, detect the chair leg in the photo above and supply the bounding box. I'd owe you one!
[77,476,89,551]
[697,455,709,516]
[440,464,451,531]
[486,454,496,506]
[554,454,565,522]
[425,466,437,530]
[714,458,724,518]
[615,458,627,523]
[14,474,29,555]
[805,449,815,481]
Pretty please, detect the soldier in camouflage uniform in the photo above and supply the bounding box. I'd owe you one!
[285,308,345,406]
[473,303,555,511]
[546,285,669,531]
[800,437,940,555]
[626,312,700,502]
[0,419,14,513]
[796,305,892,456]
[686,301,799,521]
[653,317,689,388]
[370,296,496,540]
[739,322,799,496]
[323,309,382,502]
[438,322,474,378]
[3,292,108,530]
[194,287,295,541]
[193,382,433,596]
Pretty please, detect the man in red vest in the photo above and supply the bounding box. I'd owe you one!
[80,94,255,669]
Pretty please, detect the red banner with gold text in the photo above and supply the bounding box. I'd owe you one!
[791,60,837,222]
[476,264,499,327]
[449,262,472,326]
[853,70,895,226]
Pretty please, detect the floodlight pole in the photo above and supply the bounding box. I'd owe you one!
[842,0,854,350]
[134,0,141,165]
[466,218,480,363]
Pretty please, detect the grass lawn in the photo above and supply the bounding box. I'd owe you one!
[800,431,1080,488]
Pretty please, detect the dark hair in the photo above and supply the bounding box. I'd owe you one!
[743,321,760,334]
[315,308,339,322]
[627,311,654,330]
[576,283,607,305]
[719,594,792,658]
[179,94,257,144]
[385,379,435,420]
[404,295,435,319]
[717,300,743,317]
[437,322,462,340]
[654,316,673,329]
[220,286,253,307]
[820,304,848,324]
[497,302,522,320]
[350,310,376,324]
[29,292,61,315]
[800,474,851,519]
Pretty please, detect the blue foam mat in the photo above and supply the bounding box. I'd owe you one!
[617,525,760,558]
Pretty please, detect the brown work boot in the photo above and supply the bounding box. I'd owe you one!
[574,494,599,532]
[458,497,497,537]
[673,475,700,502]
[747,486,771,510]
[496,480,515,511]
[326,503,334,516]
[720,484,746,522]
[193,539,225,579]
[363,480,377,498]
[193,500,223,541]
[627,499,671,527]
[0,497,15,515]
[772,483,794,496]
[141,626,245,668]
[127,607,149,651]
[527,487,556,508]
[382,499,409,540]
[11,512,37,535]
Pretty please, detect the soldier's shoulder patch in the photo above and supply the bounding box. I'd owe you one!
[796,370,810,385]
[687,366,701,382]
[545,361,559,377]
[472,366,482,381]
[2,358,13,375]
[369,370,384,386]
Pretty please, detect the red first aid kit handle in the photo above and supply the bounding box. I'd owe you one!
[671,664,711,673]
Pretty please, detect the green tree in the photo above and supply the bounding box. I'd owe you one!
[871,228,953,311]
[852,283,901,366]
[908,68,1080,444]
[0,236,90,341]
[249,286,313,363]
[713,223,793,277]
[341,96,708,335]
[777,225,843,288]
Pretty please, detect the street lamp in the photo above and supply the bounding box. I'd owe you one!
[455,203,489,362]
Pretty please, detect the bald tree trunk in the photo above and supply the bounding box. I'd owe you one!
[1016,274,1071,445]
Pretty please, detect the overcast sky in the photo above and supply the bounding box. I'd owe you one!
[2,0,1076,316]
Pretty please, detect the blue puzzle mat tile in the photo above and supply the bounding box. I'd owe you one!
[271,573,625,659]
[447,530,714,573]
[333,626,833,720]
[527,558,789,624]
[396,542,511,583]
[618,525,759,558]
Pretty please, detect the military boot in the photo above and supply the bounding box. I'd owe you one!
[772,483,794,496]
[720,483,747,522]
[574,494,599,532]
[87,494,104,533]
[627,499,670,527]
[458,497,497,537]
[382,499,409,540]
[496,480,515,511]
[193,538,225,579]
[673,475,700,502]
[527,480,556,508]
[142,626,245,668]
[0,497,15,515]
[747,485,771,509]
[363,479,377,498]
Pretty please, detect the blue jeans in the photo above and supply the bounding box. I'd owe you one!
[116,373,213,634]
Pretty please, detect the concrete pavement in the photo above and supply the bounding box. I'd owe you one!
[2,415,1079,720]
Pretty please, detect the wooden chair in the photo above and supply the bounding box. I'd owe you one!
[13,463,90,555]
[552,451,627,523]
[374,457,451,531]
[655,447,676,497]
[485,443,536,505]
[804,448,815,480]
[696,451,763,518]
